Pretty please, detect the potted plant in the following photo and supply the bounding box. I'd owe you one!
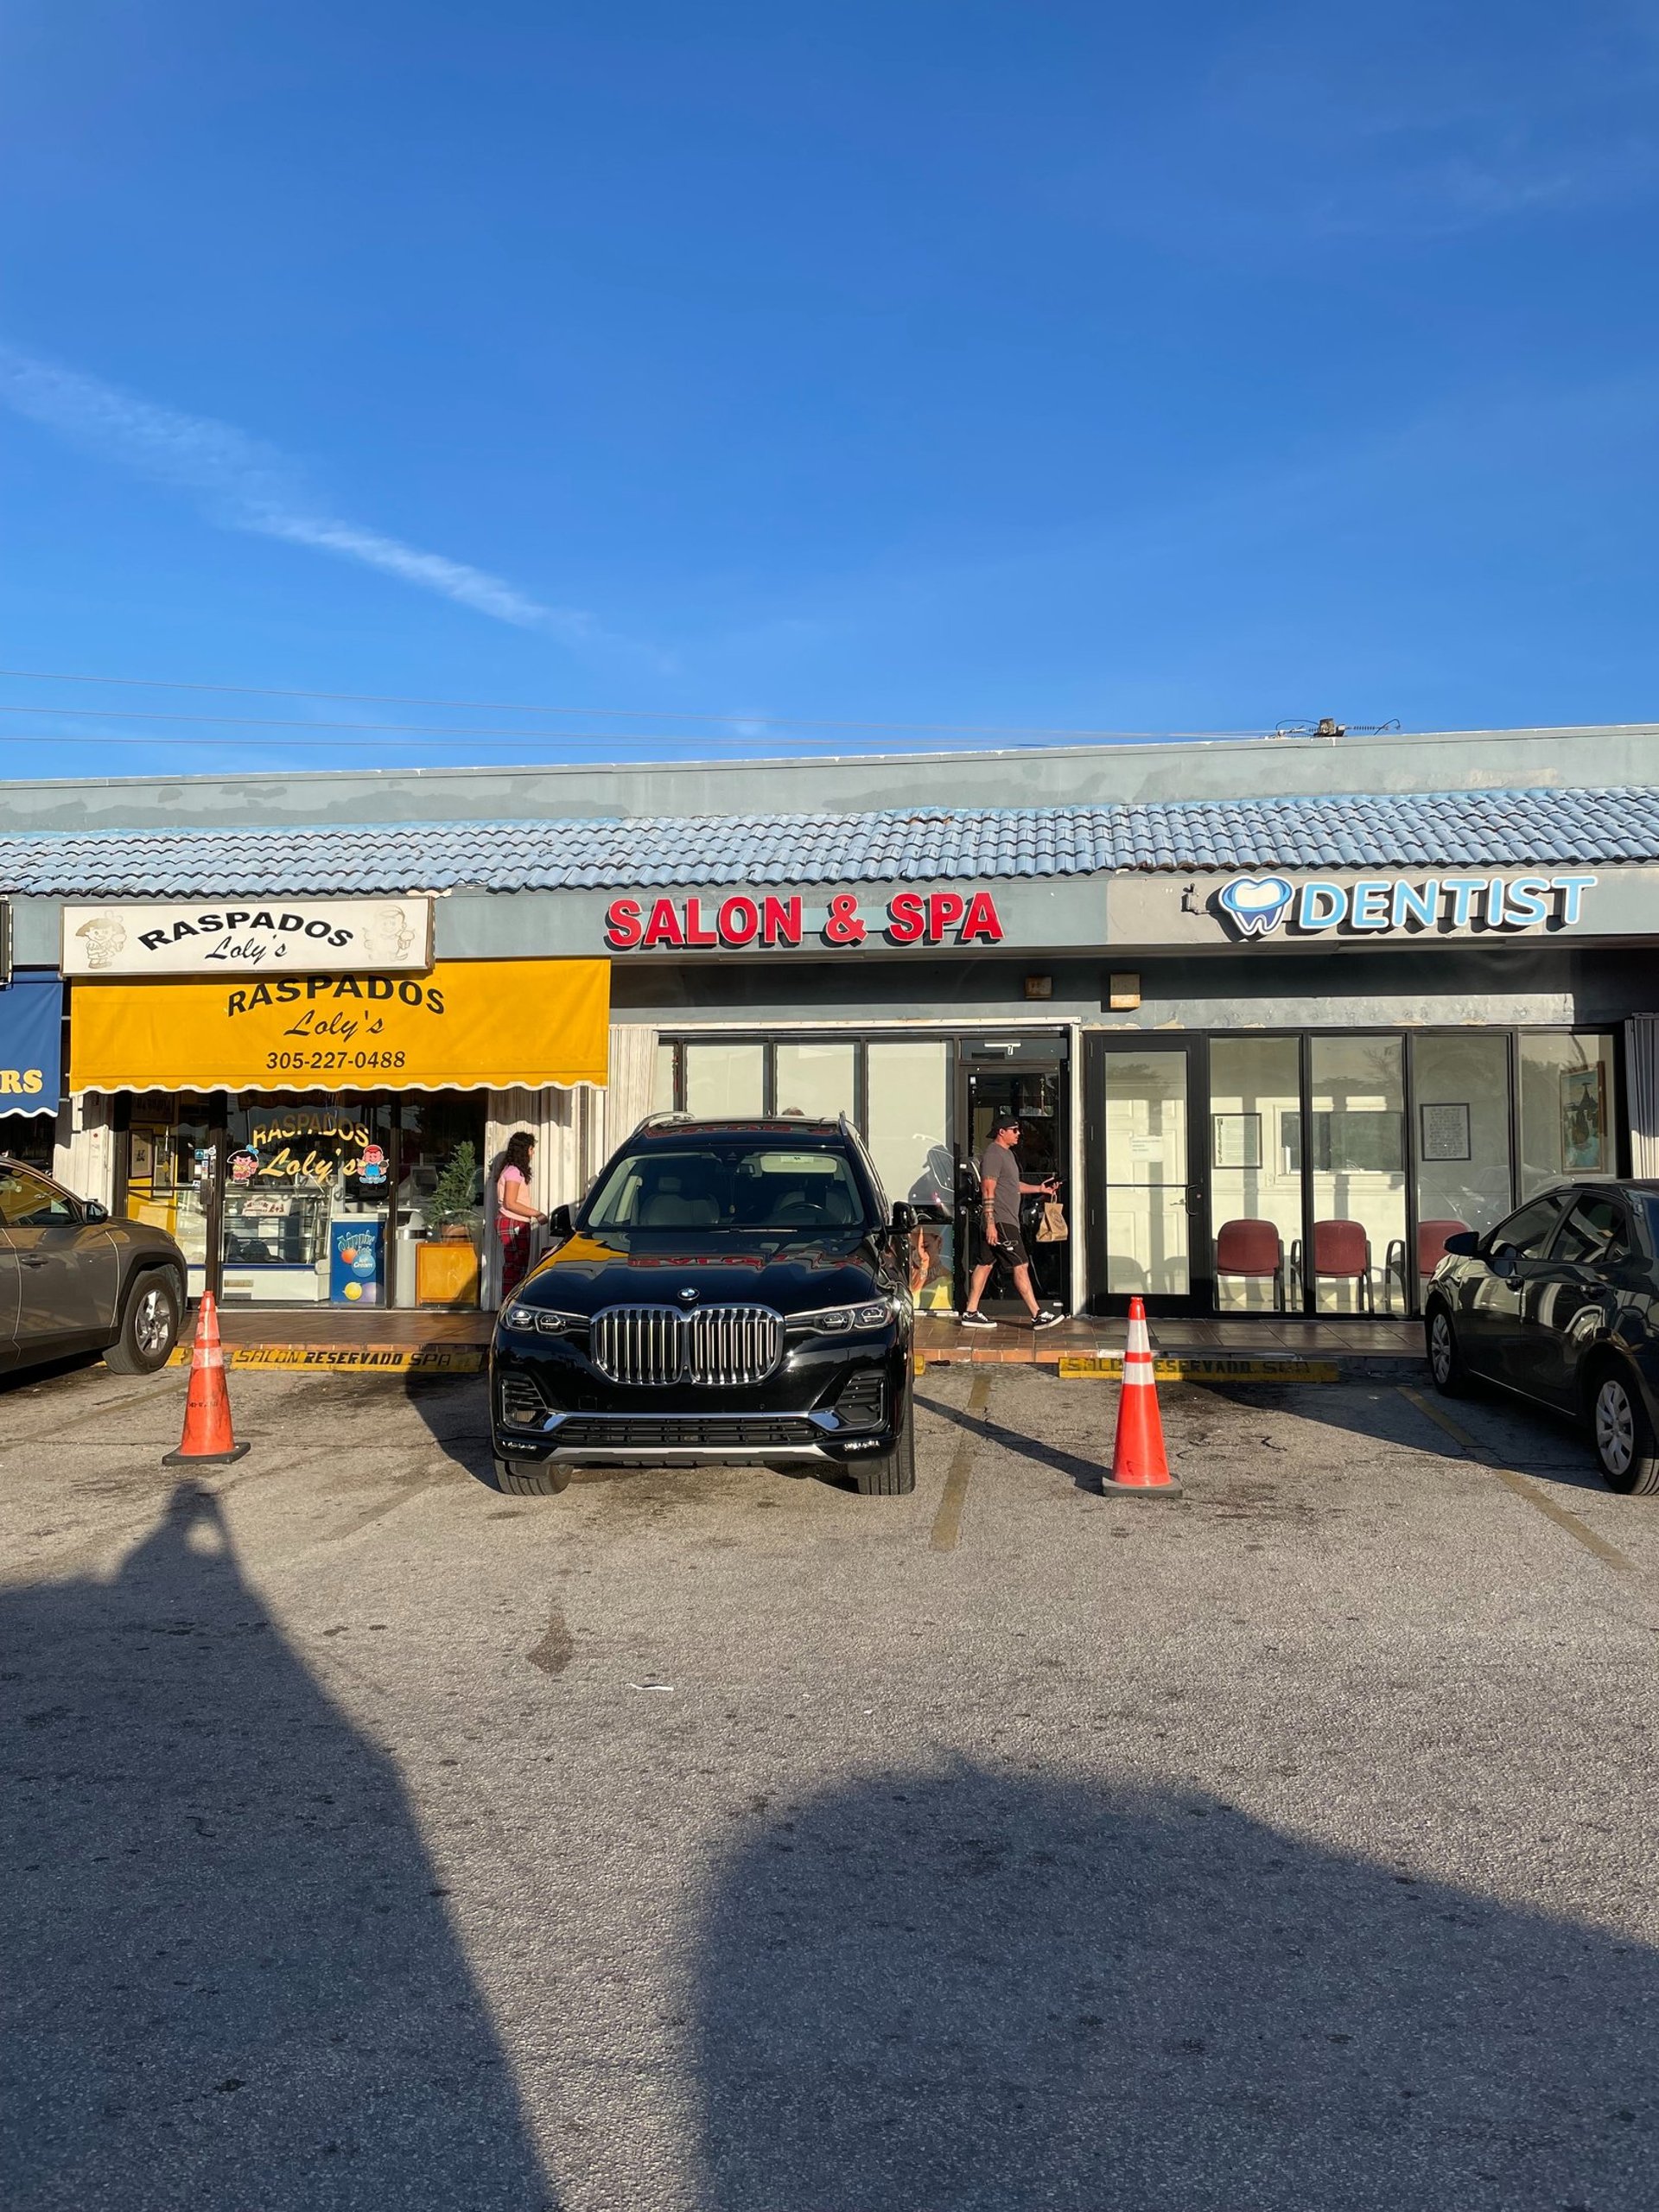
[428,1141,479,1243]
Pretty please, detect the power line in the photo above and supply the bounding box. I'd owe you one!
[0,702,1251,753]
[0,665,1259,744]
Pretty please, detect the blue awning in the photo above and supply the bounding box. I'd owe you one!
[0,973,61,1116]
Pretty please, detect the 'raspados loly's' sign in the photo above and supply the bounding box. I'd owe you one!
[604,888,1005,951]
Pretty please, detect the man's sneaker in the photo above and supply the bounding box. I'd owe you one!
[1032,1306,1066,1332]
[959,1310,996,1329]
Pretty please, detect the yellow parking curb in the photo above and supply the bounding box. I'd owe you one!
[167,1344,486,1375]
[1058,1353,1341,1384]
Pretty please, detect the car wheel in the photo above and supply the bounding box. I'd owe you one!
[853,1407,917,1497]
[1589,1366,1659,1497]
[104,1272,181,1376]
[491,1455,573,1497]
[1426,1303,1471,1397]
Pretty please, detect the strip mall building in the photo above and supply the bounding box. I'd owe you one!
[1,721,1656,1320]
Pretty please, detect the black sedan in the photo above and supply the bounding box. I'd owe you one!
[487,1115,918,1499]
[1,1155,187,1376]
[1424,1179,1659,1495]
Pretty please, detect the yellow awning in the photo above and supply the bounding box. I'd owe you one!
[70,957,610,1095]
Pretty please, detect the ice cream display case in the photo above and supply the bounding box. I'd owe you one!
[219,1186,331,1304]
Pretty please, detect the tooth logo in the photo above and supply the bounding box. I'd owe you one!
[1217,874,1295,938]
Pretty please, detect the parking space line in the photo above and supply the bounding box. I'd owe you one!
[1396,1385,1635,1573]
[930,1373,990,1552]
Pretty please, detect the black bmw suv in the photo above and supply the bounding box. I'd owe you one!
[486,1115,918,1498]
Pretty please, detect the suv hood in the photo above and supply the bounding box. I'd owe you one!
[524,1226,884,1313]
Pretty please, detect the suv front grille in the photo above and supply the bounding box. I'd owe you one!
[590,1306,683,1387]
[590,1305,783,1388]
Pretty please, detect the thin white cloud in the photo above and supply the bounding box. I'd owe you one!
[0,341,595,641]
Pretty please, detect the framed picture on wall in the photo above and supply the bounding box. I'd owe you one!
[1561,1064,1607,1172]
[129,1133,155,1183]
[1419,1103,1471,1162]
[1211,1112,1262,1170]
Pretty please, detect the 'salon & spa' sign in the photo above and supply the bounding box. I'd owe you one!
[605,888,1004,950]
[60,898,434,977]
[1215,871,1598,941]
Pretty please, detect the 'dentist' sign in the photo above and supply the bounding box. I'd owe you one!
[605,887,1005,950]
[60,898,435,977]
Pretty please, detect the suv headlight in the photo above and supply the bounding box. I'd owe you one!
[501,1304,588,1335]
[788,1298,894,1335]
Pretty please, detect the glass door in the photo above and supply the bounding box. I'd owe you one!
[955,1051,1071,1311]
[1087,1038,1209,1314]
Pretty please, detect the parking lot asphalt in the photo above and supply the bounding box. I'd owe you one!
[4,1357,1659,2212]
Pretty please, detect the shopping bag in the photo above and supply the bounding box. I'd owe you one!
[1034,1199,1069,1243]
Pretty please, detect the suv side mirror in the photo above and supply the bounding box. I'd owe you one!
[83,1198,109,1223]
[547,1203,574,1239]
[1442,1231,1478,1256]
[889,1201,918,1236]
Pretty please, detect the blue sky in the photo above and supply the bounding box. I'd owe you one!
[1,0,1656,774]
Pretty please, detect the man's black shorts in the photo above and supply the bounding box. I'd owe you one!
[976,1221,1030,1273]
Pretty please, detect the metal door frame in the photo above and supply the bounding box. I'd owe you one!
[1084,1033,1211,1316]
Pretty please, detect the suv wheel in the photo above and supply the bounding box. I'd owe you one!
[1590,1366,1659,1497]
[105,1272,181,1376]
[853,1408,917,1497]
[1426,1304,1471,1397]
[492,1455,573,1497]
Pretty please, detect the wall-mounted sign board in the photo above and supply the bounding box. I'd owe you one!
[60,899,435,978]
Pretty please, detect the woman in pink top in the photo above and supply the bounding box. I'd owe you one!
[496,1129,546,1296]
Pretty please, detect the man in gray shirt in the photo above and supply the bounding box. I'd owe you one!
[960,1114,1064,1330]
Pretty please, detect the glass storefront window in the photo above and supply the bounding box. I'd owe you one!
[1102,1051,1190,1297]
[223,1098,397,1307]
[774,1041,856,1122]
[1209,1037,1301,1313]
[1413,1034,1513,1281]
[2,1112,58,1174]
[1306,1036,1406,1313]
[684,1042,765,1118]
[866,1039,955,1309]
[1519,1033,1617,1197]
[124,1095,215,1296]
[122,1090,488,1308]
[651,1042,677,1115]
[396,1095,487,1309]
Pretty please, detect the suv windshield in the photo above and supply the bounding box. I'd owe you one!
[585,1141,873,1233]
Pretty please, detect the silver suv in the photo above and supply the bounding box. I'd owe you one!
[0,1157,186,1376]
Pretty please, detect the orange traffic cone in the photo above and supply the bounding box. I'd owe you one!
[1103,1295,1181,1497]
[162,1294,251,1467]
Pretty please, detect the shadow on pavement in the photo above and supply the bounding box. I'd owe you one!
[1195,1378,1611,1495]
[914,1389,1107,1492]
[403,1371,499,1489]
[696,1765,1658,2211]
[0,1348,106,1397]
[2,1481,552,2211]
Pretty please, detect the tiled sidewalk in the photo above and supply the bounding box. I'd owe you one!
[915,1312,1423,1369]
[185,1303,1424,1376]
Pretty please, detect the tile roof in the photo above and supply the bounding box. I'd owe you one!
[0,786,1654,896]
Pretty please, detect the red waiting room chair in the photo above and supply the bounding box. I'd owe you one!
[1213,1218,1287,1310]
[1386,1217,1472,1309]
[1292,1219,1374,1312]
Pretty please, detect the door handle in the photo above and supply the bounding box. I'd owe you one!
[19,1256,48,1268]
